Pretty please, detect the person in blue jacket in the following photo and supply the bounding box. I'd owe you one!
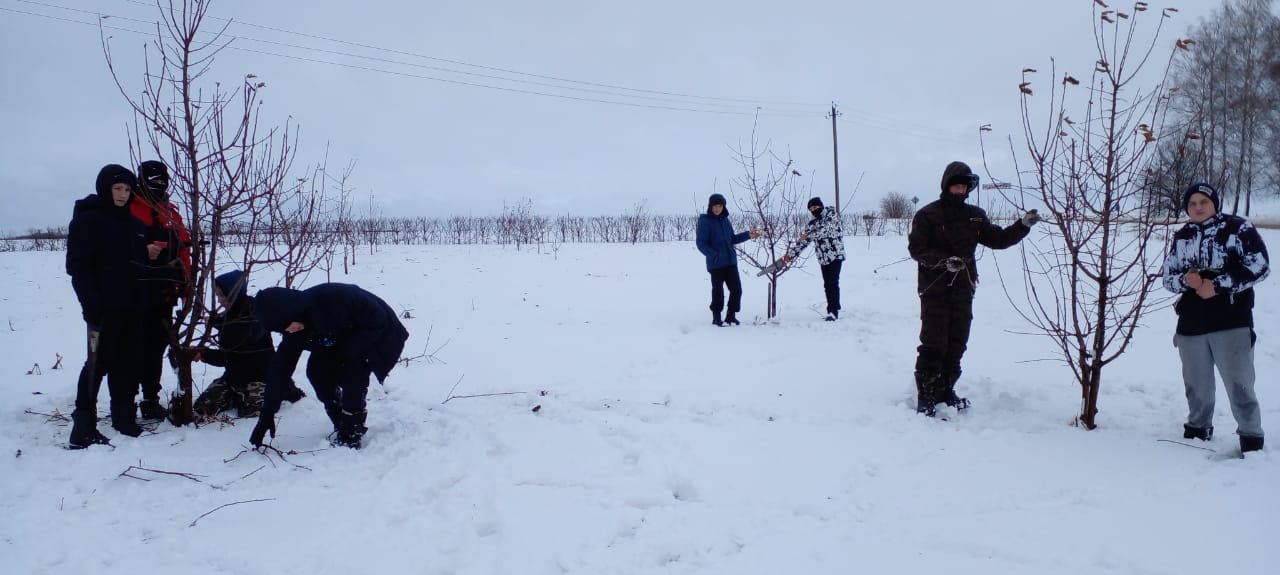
[696,193,760,326]
[249,283,409,449]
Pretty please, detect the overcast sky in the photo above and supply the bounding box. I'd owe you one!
[0,0,1225,232]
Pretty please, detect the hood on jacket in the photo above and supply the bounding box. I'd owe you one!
[95,164,137,205]
[939,161,978,200]
[253,287,313,332]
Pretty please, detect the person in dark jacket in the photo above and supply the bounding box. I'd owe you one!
[249,283,410,449]
[907,161,1039,416]
[65,164,150,447]
[191,270,304,418]
[779,197,846,321]
[130,160,192,421]
[695,193,760,326]
[1162,183,1270,453]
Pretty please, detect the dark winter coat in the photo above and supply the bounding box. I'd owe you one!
[784,206,846,265]
[202,295,274,387]
[66,166,149,325]
[908,161,1030,299]
[129,193,191,308]
[254,283,409,412]
[696,209,751,271]
[1162,212,1271,336]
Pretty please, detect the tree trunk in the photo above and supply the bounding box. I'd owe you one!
[168,348,196,426]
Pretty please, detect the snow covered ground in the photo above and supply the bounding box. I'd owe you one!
[1,233,1277,574]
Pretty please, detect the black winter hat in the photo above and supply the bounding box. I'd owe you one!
[137,160,170,198]
[807,197,824,210]
[214,270,248,305]
[708,193,727,208]
[94,164,137,201]
[1181,182,1221,214]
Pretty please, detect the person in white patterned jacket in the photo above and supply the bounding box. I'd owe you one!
[1162,182,1270,453]
[781,197,846,321]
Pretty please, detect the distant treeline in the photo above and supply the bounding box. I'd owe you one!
[0,211,919,252]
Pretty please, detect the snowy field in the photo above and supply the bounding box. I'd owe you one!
[1,233,1277,575]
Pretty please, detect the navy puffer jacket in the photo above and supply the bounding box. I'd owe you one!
[255,283,410,412]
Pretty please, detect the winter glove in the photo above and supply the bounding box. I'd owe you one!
[1020,209,1041,227]
[944,256,967,273]
[250,411,276,447]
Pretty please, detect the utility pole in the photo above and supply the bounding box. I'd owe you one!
[828,102,842,214]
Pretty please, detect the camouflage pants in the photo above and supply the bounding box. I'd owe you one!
[194,377,265,418]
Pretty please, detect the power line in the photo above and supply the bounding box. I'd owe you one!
[111,0,819,109]
[11,0,827,117]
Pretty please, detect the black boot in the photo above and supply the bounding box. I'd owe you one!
[139,398,168,421]
[724,312,740,326]
[324,403,344,430]
[68,410,110,449]
[1240,435,1264,453]
[111,402,143,437]
[914,371,939,417]
[712,311,724,327]
[333,410,368,449]
[1183,424,1213,441]
[937,372,970,410]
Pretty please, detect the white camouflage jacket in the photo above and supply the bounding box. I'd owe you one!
[785,206,846,265]
[1161,212,1270,335]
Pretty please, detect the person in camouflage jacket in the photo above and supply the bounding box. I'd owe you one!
[1161,182,1270,453]
[192,270,305,418]
[781,197,846,320]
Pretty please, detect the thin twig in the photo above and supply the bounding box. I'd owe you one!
[253,444,314,471]
[188,498,275,527]
[1157,439,1216,452]
[445,392,530,403]
[24,408,70,423]
[119,463,207,483]
[442,374,465,403]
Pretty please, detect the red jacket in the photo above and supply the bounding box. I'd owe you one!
[129,194,192,305]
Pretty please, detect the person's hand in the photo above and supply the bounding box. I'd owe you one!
[748,228,761,240]
[1184,270,1204,290]
[798,233,808,241]
[187,347,206,362]
[250,412,276,447]
[944,256,967,273]
[146,242,166,260]
[1195,279,1218,300]
[1020,209,1042,227]
[781,255,792,265]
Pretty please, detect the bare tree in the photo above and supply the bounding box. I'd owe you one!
[103,0,317,424]
[622,200,649,244]
[726,118,808,319]
[879,191,915,219]
[982,2,1183,429]
[1167,0,1280,214]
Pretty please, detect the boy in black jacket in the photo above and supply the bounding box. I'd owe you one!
[249,283,409,448]
[66,164,149,447]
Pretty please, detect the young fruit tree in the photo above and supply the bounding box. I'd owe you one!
[102,0,327,424]
[982,2,1187,429]
[725,118,809,320]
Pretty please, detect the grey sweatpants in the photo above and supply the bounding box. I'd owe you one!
[1175,327,1263,437]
